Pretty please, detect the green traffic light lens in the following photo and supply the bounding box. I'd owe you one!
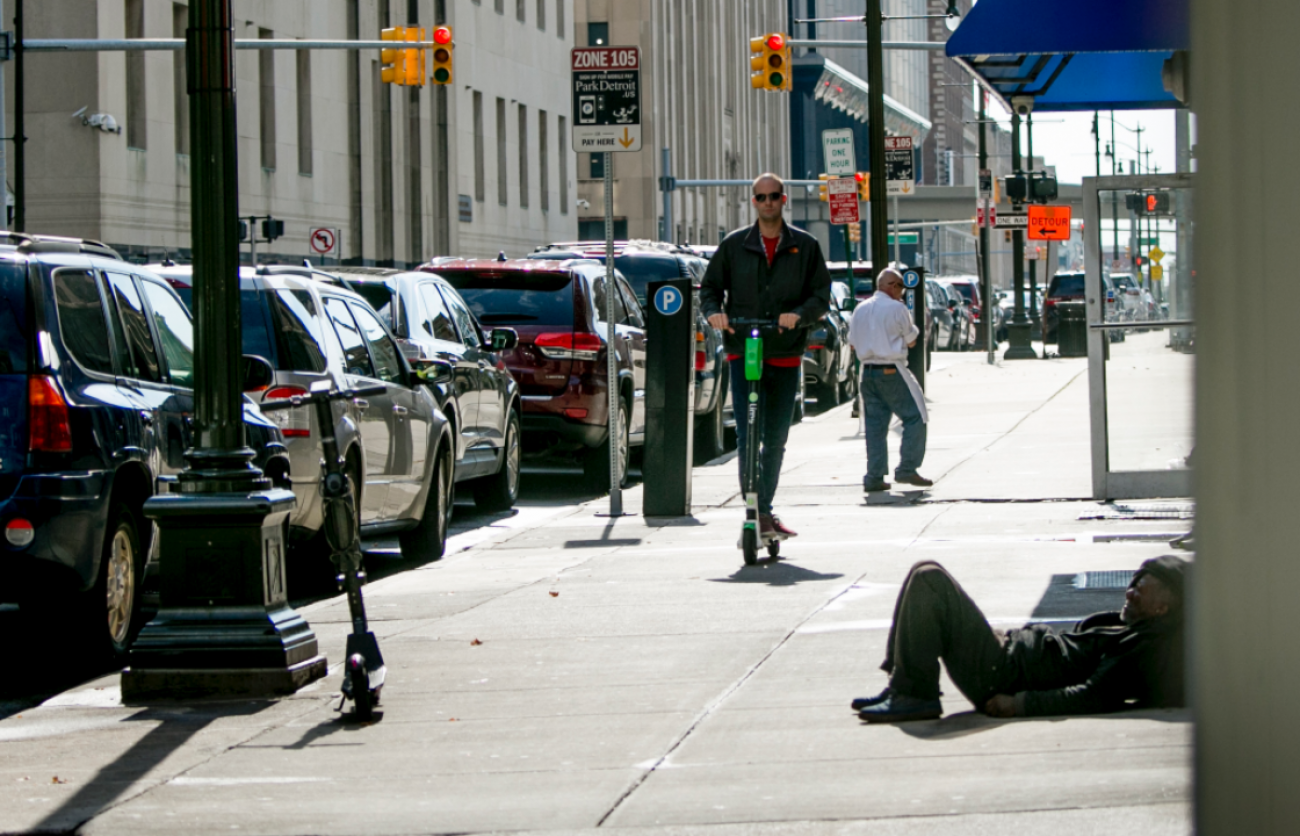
[769,72,784,88]
[434,68,450,83]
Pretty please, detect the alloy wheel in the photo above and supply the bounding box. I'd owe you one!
[105,528,136,647]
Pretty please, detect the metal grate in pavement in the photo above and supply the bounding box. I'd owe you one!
[1079,502,1196,521]
[1072,570,1134,589]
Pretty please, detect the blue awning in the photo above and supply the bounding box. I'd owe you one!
[945,0,1188,112]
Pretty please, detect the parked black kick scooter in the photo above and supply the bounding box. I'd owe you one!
[730,318,789,567]
[262,380,387,721]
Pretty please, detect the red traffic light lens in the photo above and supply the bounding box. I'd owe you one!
[766,34,785,51]
[854,172,865,182]
[433,26,452,45]
[1146,194,1157,212]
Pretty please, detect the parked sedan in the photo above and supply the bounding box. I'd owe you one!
[435,259,647,492]
[803,281,855,406]
[6,235,290,659]
[330,267,522,512]
[149,263,455,567]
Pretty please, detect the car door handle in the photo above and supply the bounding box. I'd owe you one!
[392,405,408,416]
[353,399,369,410]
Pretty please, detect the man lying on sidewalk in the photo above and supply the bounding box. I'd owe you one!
[854,557,1189,723]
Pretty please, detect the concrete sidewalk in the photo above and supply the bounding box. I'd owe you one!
[0,351,1192,836]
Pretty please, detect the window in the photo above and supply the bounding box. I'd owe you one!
[0,262,29,375]
[106,273,161,383]
[259,28,276,170]
[587,21,608,45]
[269,290,328,372]
[518,104,529,208]
[473,91,485,202]
[589,152,605,180]
[536,0,545,29]
[140,281,196,387]
[516,0,526,22]
[496,98,508,206]
[444,273,575,327]
[557,0,565,38]
[616,277,644,327]
[297,50,313,175]
[495,0,504,13]
[539,110,549,212]
[53,270,113,375]
[125,0,147,150]
[348,303,404,385]
[323,297,374,378]
[559,116,568,213]
[407,87,423,263]
[440,289,484,350]
[418,283,459,342]
[173,4,189,155]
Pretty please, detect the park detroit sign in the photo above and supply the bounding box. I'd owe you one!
[572,47,642,152]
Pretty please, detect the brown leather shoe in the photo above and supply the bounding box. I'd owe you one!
[895,473,933,487]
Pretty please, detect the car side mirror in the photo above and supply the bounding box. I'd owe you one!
[947,300,958,310]
[241,354,275,392]
[415,358,454,385]
[487,328,519,352]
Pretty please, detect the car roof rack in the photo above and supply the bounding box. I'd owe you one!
[0,231,123,260]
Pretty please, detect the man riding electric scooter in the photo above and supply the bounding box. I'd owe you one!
[700,173,832,559]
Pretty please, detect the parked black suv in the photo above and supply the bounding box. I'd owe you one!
[1,234,290,659]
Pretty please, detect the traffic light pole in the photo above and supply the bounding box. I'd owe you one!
[1026,113,1040,351]
[865,0,889,282]
[979,94,993,365]
[1004,110,1036,360]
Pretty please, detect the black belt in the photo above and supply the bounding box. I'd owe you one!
[860,362,898,368]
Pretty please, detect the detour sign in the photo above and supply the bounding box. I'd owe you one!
[1027,205,1072,241]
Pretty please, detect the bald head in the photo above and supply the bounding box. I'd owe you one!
[877,268,905,301]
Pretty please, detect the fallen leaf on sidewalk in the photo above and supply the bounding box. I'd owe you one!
[51,776,67,785]
[549,591,559,597]
[448,717,458,722]
[470,638,483,646]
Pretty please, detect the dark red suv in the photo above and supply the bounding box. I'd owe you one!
[429,259,646,491]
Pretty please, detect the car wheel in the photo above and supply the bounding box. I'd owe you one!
[400,442,451,561]
[694,378,727,465]
[791,370,806,425]
[93,503,144,660]
[584,399,630,493]
[473,409,521,512]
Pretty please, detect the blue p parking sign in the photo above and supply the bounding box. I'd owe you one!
[902,270,921,289]
[654,285,684,316]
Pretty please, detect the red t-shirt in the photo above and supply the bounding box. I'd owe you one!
[728,234,801,367]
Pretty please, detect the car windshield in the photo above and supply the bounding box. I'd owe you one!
[442,272,575,325]
[0,260,27,374]
[949,283,977,303]
[1049,273,1085,297]
[1110,274,1136,290]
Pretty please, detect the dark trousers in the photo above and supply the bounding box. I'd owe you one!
[881,561,1012,704]
[729,359,800,516]
[860,366,927,481]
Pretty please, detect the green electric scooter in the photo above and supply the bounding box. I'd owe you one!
[730,317,788,567]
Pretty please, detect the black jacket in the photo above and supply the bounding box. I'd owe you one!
[698,221,832,359]
[1007,611,1186,717]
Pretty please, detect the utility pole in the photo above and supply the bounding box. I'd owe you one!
[1004,109,1035,359]
[865,0,889,278]
[13,0,23,231]
[980,92,993,365]
[1025,111,1039,346]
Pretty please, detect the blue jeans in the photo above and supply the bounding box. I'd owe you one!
[861,366,926,482]
[730,359,800,516]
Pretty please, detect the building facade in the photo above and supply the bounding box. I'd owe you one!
[571,0,789,246]
[10,0,577,265]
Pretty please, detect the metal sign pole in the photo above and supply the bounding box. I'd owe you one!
[604,152,621,515]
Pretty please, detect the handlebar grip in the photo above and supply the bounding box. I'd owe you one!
[257,398,298,413]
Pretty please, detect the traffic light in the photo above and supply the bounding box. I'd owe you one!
[818,174,829,202]
[856,171,869,201]
[1126,191,1171,216]
[431,25,453,85]
[1004,174,1028,202]
[381,27,425,86]
[261,218,284,241]
[847,223,861,243]
[1031,172,1058,202]
[404,27,425,86]
[749,33,791,91]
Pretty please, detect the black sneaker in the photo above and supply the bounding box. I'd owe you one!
[858,693,942,723]
[850,687,891,711]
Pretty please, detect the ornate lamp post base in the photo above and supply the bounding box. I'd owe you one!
[122,489,326,702]
[1003,322,1038,360]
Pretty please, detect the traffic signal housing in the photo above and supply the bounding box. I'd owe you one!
[381,27,426,86]
[431,26,453,85]
[750,33,791,91]
[856,171,869,201]
[847,223,861,243]
[818,173,829,202]
[1126,191,1172,216]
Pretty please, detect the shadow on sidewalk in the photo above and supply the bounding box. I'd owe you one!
[710,561,845,587]
[888,706,1192,740]
[32,701,273,833]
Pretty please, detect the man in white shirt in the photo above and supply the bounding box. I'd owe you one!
[847,269,931,491]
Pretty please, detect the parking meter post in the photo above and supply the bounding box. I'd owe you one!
[643,278,695,517]
[907,269,926,392]
[122,0,322,702]
[604,152,622,516]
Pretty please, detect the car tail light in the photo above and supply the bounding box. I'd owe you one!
[535,331,601,361]
[29,375,73,452]
[807,345,825,351]
[263,386,311,438]
[563,407,589,419]
[695,351,707,371]
[5,518,35,548]
[1044,298,1057,309]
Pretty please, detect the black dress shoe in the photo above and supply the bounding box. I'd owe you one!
[858,693,942,723]
[863,479,891,492]
[850,687,891,711]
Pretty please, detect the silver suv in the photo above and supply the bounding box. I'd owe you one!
[147,263,454,566]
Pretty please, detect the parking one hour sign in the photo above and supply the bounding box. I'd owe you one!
[571,47,641,153]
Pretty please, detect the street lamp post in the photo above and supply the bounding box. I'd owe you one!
[1004,109,1036,360]
[122,0,325,700]
[865,0,889,277]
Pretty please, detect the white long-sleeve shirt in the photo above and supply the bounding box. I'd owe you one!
[848,293,919,363]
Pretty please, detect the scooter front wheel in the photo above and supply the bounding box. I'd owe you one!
[742,527,759,566]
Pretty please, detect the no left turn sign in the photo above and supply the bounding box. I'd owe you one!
[310,227,338,255]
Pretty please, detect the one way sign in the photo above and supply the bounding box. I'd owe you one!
[1027,205,1072,241]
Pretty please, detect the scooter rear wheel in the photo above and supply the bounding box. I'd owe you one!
[742,528,759,566]
[767,539,780,558]
[348,653,374,721]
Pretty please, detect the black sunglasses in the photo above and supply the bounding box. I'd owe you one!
[753,191,784,203]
